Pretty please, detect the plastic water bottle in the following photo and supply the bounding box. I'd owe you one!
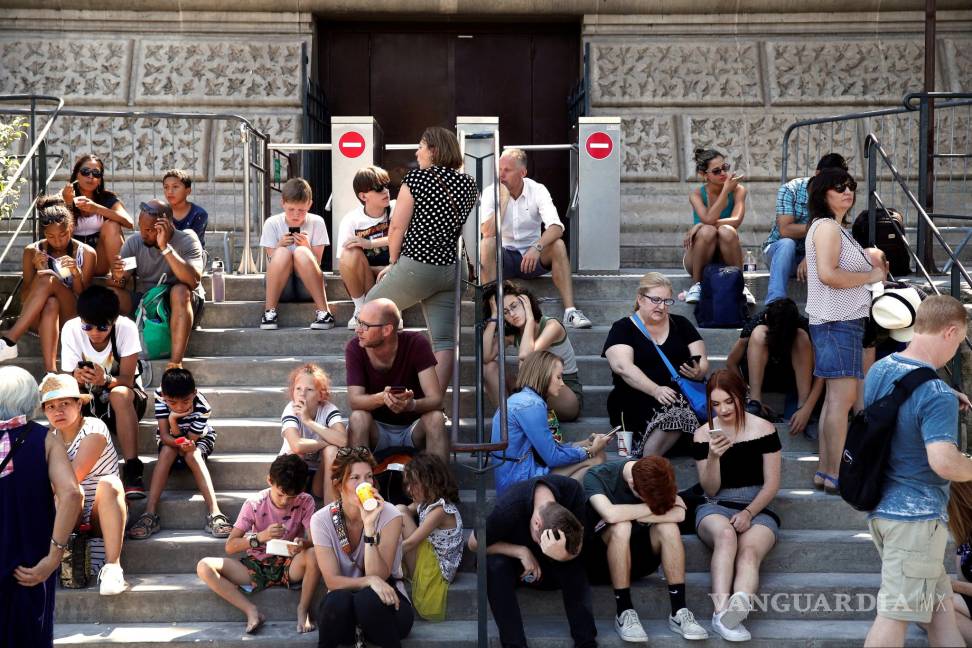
[743,250,757,275]
[211,258,225,303]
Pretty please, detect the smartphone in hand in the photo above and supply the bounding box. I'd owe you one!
[288,226,301,234]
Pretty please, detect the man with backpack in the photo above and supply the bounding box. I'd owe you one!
[108,199,205,370]
[861,295,972,647]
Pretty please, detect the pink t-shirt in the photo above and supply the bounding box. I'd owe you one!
[233,488,315,560]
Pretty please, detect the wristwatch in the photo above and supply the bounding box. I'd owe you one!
[363,531,381,545]
[533,242,544,253]
[248,533,260,549]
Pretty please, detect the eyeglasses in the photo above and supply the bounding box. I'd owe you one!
[80,322,112,332]
[707,163,731,175]
[831,180,858,194]
[639,293,675,306]
[78,167,103,179]
[502,301,523,317]
[370,183,389,193]
[355,319,387,330]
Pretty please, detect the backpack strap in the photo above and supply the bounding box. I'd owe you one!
[889,366,939,406]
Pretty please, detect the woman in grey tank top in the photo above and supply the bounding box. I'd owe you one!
[482,281,583,421]
[804,169,886,493]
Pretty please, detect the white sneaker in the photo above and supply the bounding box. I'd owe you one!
[347,313,360,330]
[742,286,756,305]
[720,591,752,629]
[712,611,751,642]
[669,608,709,640]
[614,609,648,643]
[0,340,17,362]
[685,282,702,304]
[564,308,593,329]
[98,562,127,596]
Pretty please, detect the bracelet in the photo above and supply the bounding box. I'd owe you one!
[51,537,69,551]
[583,446,594,460]
[161,245,173,256]
[742,508,754,517]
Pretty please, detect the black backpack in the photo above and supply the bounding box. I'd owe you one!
[372,445,416,506]
[838,367,938,511]
[695,264,747,328]
[852,208,911,277]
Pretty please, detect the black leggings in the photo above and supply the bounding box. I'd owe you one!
[317,584,414,648]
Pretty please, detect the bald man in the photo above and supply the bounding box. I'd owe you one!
[108,198,205,369]
[345,299,448,461]
[480,148,591,329]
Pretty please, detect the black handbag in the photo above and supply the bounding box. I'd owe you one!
[60,526,92,589]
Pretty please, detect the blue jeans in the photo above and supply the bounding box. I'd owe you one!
[764,238,804,305]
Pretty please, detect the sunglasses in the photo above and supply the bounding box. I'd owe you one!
[370,184,390,193]
[337,445,374,459]
[138,201,165,217]
[78,167,103,179]
[707,163,731,175]
[80,322,112,332]
[640,294,675,306]
[832,180,858,194]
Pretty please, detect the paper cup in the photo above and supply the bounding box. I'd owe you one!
[355,482,379,511]
[618,431,634,457]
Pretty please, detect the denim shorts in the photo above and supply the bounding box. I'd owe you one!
[809,318,866,379]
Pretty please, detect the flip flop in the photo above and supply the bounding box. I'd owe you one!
[245,613,265,635]
[813,471,828,490]
[824,474,840,495]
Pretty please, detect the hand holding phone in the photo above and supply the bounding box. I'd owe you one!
[605,425,622,440]
[690,355,702,367]
[388,386,408,395]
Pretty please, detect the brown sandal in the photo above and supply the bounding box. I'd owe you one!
[126,512,161,540]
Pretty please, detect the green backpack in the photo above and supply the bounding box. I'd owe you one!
[136,280,171,360]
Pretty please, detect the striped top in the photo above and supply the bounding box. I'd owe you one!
[154,389,214,437]
[278,401,343,471]
[805,218,873,325]
[56,417,119,524]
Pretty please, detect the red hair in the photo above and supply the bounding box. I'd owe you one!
[287,363,332,402]
[706,369,746,429]
[631,456,676,514]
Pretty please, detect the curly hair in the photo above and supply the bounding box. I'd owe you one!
[481,280,542,337]
[268,453,309,496]
[330,446,377,499]
[631,456,677,514]
[403,452,459,505]
[287,363,332,403]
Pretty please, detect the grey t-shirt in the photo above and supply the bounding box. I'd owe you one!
[120,228,205,299]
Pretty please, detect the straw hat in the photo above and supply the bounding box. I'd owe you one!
[871,287,923,343]
[38,373,92,405]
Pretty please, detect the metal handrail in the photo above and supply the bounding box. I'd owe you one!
[0,95,64,209]
[0,159,65,268]
[902,91,972,111]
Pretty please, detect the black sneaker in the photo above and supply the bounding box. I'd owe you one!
[123,459,146,501]
[310,310,335,330]
[745,399,763,416]
[260,308,278,330]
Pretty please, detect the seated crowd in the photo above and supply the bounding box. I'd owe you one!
[3,133,972,648]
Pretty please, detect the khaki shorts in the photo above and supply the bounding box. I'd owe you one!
[868,517,953,623]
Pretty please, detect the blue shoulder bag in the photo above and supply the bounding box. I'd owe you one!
[629,315,708,421]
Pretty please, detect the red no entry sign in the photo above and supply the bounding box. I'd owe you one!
[338,131,366,158]
[585,131,614,160]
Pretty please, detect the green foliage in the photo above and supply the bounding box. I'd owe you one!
[0,118,29,221]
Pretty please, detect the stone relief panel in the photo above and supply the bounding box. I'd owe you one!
[135,40,303,107]
[767,40,925,106]
[944,38,972,90]
[0,38,131,103]
[214,114,300,180]
[619,115,678,180]
[591,42,762,107]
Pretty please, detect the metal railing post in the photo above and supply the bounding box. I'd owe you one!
[867,139,878,247]
[237,125,257,274]
[917,96,935,271]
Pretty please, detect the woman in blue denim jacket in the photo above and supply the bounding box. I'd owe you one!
[490,350,610,496]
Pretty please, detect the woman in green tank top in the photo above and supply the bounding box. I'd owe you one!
[482,281,583,421]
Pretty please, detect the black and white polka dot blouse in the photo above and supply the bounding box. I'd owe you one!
[401,166,479,266]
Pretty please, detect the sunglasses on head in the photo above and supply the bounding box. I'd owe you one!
[138,201,164,217]
[832,180,858,193]
[707,163,731,175]
[80,322,112,332]
[337,445,373,458]
[78,167,103,179]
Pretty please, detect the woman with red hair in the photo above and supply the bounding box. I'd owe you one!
[691,369,781,642]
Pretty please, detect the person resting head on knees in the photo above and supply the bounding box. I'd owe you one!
[691,369,782,642]
[338,165,394,329]
[277,362,347,503]
[583,455,708,641]
[0,195,96,370]
[683,147,752,305]
[490,349,609,496]
[39,372,128,596]
[482,280,583,421]
[259,177,334,330]
[61,153,133,276]
[196,453,320,635]
[311,446,414,648]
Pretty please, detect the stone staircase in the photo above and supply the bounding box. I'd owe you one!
[1,271,933,646]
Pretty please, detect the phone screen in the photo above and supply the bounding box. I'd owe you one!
[389,386,408,394]
[288,226,301,234]
[605,425,622,439]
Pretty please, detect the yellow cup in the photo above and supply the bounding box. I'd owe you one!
[355,482,379,511]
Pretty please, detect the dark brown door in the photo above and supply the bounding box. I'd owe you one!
[317,21,579,213]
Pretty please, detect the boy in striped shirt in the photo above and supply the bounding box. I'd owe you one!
[127,368,232,540]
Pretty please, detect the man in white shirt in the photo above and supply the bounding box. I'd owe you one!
[480,149,592,329]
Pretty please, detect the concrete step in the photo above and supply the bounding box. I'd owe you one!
[128,487,863,534]
[53,570,882,624]
[132,411,815,456]
[116,529,888,575]
[51,617,927,647]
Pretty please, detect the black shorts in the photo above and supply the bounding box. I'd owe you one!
[739,356,797,394]
[582,515,662,584]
